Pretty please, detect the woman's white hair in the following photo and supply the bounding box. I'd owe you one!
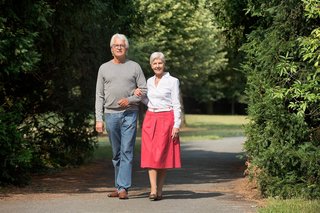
[110,33,129,49]
[149,52,165,64]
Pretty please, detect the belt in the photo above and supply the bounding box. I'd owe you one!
[148,107,172,112]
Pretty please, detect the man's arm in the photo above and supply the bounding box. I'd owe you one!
[127,65,147,103]
[95,68,104,122]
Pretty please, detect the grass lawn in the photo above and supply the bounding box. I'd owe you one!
[94,114,247,158]
[181,114,248,141]
[258,198,320,213]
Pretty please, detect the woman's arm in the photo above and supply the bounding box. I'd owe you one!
[134,88,149,105]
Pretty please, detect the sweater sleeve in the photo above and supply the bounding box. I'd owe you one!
[127,63,147,104]
[95,68,104,122]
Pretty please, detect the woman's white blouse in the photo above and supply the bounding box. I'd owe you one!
[143,72,181,128]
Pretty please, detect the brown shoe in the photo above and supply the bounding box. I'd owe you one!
[118,190,128,199]
[107,190,119,198]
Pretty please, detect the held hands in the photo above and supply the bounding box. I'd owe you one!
[95,121,104,133]
[171,127,180,139]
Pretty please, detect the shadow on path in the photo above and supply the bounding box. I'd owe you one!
[133,139,246,188]
[1,137,248,201]
[129,190,224,200]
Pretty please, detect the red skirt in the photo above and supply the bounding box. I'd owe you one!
[140,110,181,169]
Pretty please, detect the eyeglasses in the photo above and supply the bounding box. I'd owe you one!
[112,44,126,49]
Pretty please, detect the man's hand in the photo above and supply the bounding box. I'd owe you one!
[118,98,129,107]
[95,121,104,133]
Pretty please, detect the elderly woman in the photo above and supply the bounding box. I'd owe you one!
[135,52,182,201]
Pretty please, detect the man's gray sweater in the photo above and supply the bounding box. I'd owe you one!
[95,59,147,121]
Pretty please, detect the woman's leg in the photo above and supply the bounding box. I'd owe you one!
[157,169,167,197]
[148,169,157,195]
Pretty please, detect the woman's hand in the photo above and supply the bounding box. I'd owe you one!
[134,88,143,97]
[171,127,180,139]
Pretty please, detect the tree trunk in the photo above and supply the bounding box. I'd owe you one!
[231,100,235,115]
[206,101,213,114]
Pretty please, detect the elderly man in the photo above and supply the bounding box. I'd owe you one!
[95,33,146,199]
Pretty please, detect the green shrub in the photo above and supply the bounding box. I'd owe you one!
[23,113,97,171]
[243,0,320,198]
[0,106,32,185]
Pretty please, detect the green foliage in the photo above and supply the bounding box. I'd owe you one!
[242,0,320,198]
[0,1,51,74]
[130,0,227,103]
[0,0,135,185]
[205,0,254,105]
[22,113,97,170]
[0,0,53,185]
[0,105,32,185]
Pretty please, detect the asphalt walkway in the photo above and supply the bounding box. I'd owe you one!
[0,137,258,213]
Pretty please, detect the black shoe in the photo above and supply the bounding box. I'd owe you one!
[149,193,157,201]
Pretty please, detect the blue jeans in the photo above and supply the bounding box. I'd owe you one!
[105,110,138,191]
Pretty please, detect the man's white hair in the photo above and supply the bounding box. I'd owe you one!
[110,33,129,49]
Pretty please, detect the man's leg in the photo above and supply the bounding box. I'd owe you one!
[105,113,122,190]
[117,111,138,192]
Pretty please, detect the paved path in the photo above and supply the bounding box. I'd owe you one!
[0,137,258,213]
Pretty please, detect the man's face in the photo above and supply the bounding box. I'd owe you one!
[112,37,127,58]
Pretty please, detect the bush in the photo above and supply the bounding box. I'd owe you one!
[23,112,97,171]
[242,0,320,198]
[0,106,32,185]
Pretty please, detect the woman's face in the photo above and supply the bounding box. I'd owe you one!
[151,58,164,76]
